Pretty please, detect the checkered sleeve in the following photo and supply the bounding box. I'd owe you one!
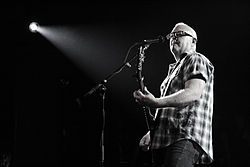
[183,54,209,83]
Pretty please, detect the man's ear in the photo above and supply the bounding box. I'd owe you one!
[192,38,197,43]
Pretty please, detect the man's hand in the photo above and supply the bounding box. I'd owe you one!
[139,132,151,151]
[133,87,157,108]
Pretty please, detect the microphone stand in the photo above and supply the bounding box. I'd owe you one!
[76,44,141,167]
[99,84,106,167]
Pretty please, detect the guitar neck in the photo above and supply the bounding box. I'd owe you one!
[137,69,145,92]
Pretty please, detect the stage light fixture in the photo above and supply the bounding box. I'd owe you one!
[29,22,39,33]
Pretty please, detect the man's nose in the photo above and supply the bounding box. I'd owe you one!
[171,38,177,45]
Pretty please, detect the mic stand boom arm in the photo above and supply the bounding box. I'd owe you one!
[80,60,133,98]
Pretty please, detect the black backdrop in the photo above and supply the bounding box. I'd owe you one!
[2,1,250,167]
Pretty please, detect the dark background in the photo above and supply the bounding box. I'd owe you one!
[2,1,250,167]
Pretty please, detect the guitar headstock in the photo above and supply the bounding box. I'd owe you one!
[137,45,150,71]
[136,45,150,91]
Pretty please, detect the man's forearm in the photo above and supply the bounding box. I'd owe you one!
[155,78,205,108]
[155,88,200,108]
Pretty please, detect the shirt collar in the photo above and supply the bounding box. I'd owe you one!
[179,53,188,61]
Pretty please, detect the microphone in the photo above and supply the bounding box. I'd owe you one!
[142,35,166,45]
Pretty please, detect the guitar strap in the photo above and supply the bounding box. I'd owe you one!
[154,55,188,120]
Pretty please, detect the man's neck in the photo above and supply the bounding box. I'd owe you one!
[175,53,188,61]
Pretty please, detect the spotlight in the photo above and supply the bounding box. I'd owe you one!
[29,22,39,33]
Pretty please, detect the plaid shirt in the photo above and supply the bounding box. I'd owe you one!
[151,52,214,164]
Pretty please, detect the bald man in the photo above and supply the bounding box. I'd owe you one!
[133,22,214,167]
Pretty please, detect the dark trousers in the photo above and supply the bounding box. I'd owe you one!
[152,139,202,167]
